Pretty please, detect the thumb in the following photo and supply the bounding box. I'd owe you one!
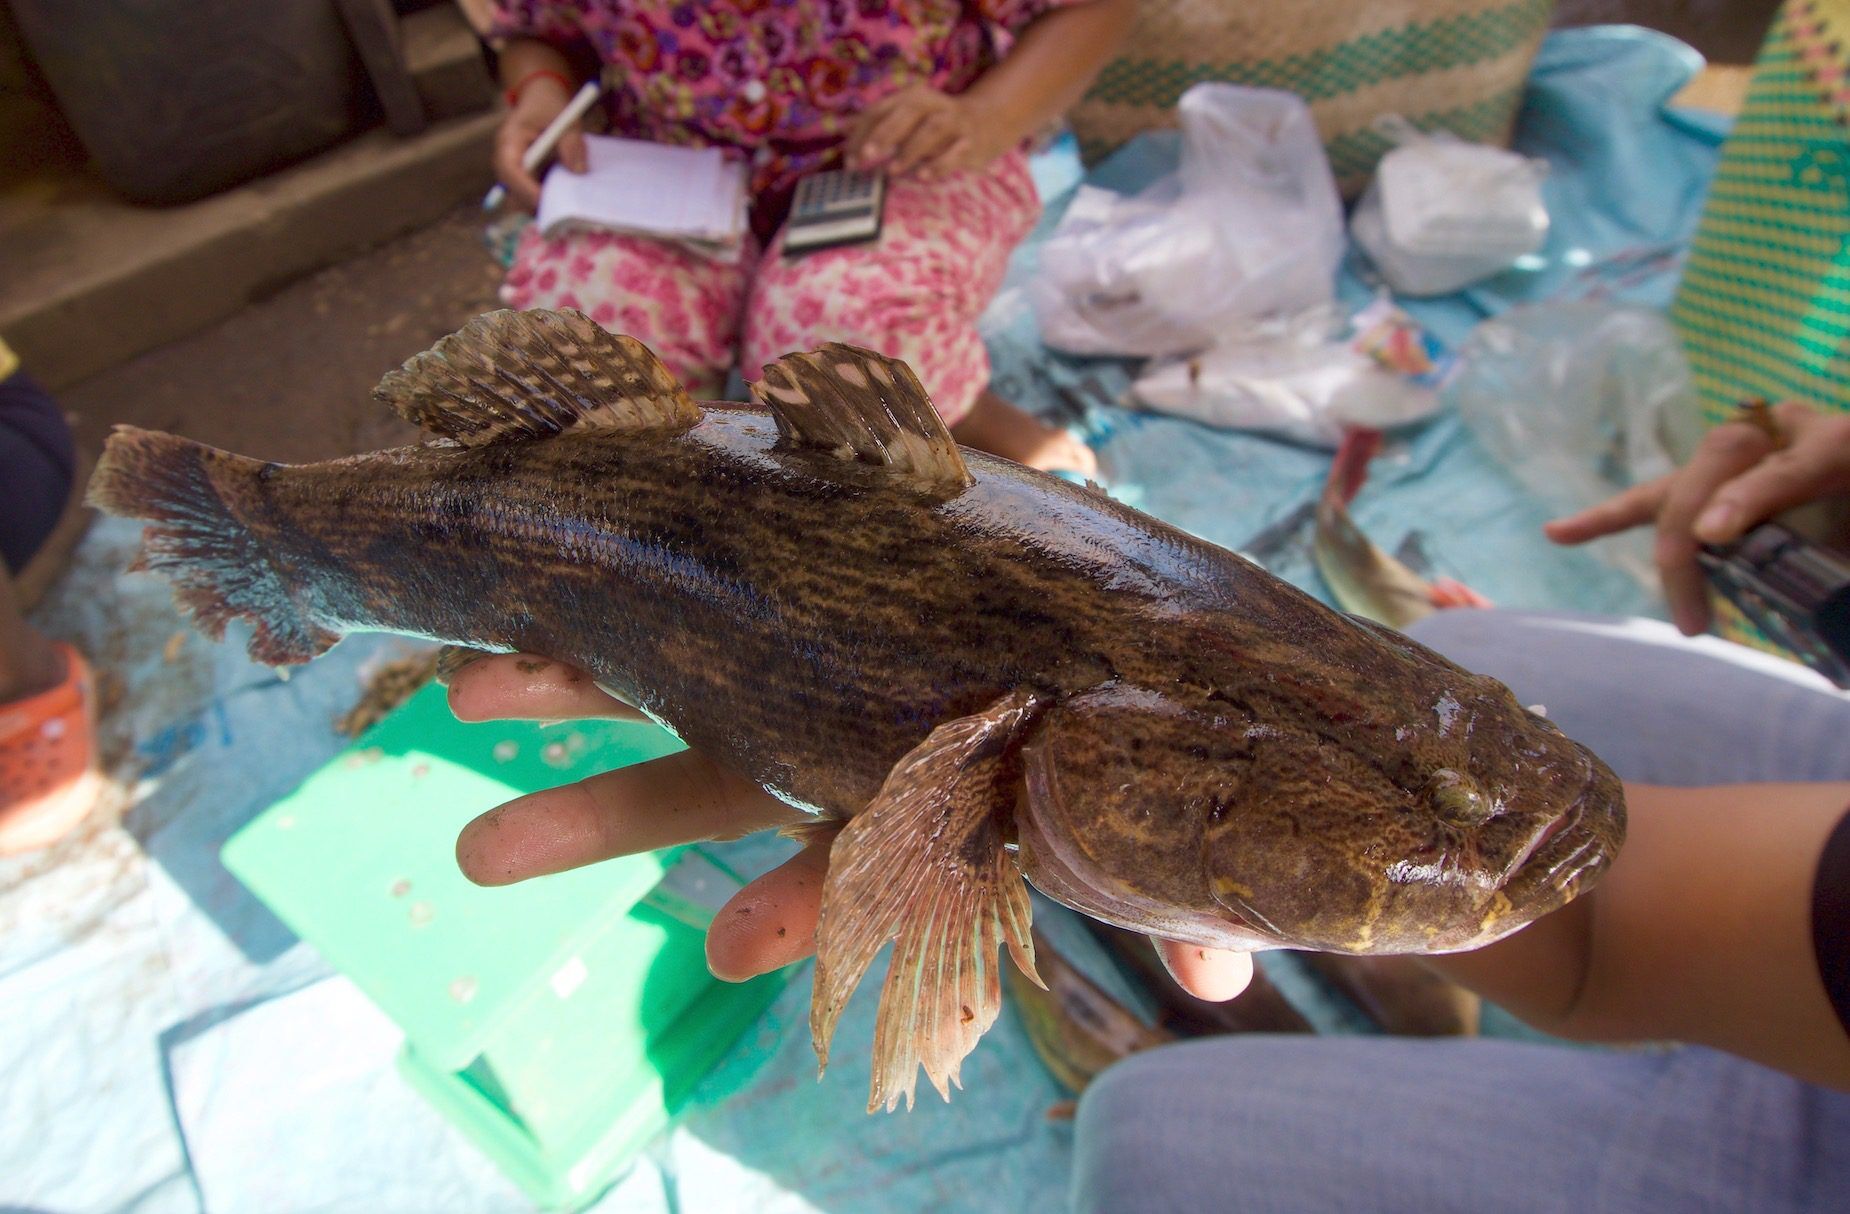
[1156,939,1254,1002]
[1694,426,1850,544]
[559,125,589,174]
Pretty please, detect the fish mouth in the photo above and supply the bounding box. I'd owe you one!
[1508,805,1578,876]
[1498,773,1623,907]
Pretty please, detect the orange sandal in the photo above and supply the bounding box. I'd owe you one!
[0,642,100,854]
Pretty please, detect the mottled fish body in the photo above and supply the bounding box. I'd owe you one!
[91,310,1624,1111]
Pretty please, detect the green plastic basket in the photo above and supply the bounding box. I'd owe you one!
[223,680,785,1209]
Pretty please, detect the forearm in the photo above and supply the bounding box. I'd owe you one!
[1426,781,1850,1090]
[1419,889,1593,1035]
[962,0,1135,148]
[497,36,579,92]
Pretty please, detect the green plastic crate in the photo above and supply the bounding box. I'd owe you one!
[223,681,785,1209]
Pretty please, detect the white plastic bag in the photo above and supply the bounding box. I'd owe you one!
[1351,119,1549,297]
[1448,303,1690,588]
[1032,84,1344,357]
[1131,299,1447,446]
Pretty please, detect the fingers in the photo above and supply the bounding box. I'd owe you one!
[1694,404,1850,544]
[557,124,589,174]
[915,136,972,181]
[888,111,962,177]
[843,100,889,168]
[706,829,837,981]
[455,749,804,885]
[1156,939,1255,1002]
[1542,401,1848,635]
[447,653,642,723]
[1543,475,1670,546]
[1654,420,1779,634]
[492,107,584,208]
[854,107,928,170]
[493,115,546,210]
[849,90,936,169]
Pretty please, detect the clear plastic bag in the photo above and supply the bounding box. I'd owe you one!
[1448,303,1692,588]
[1032,84,1345,357]
[1351,119,1549,297]
[1131,299,1447,446]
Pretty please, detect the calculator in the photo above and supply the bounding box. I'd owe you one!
[783,168,886,256]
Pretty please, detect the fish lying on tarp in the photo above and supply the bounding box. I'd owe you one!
[89,309,1625,1112]
[1314,427,1492,630]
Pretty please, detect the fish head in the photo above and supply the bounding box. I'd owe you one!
[1016,622,1624,956]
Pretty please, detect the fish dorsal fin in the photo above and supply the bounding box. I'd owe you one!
[374,308,698,446]
[750,344,973,491]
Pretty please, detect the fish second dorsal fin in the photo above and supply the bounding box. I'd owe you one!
[750,344,973,491]
[374,309,699,446]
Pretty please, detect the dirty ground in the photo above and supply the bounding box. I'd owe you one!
[60,206,499,466]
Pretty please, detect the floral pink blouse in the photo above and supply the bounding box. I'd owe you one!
[490,0,1079,200]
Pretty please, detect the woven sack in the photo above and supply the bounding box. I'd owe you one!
[1670,0,1850,429]
[1666,0,1850,656]
[1069,0,1555,196]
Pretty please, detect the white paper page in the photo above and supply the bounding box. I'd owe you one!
[536,135,744,243]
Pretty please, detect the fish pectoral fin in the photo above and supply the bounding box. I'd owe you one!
[811,688,1045,1113]
[750,345,974,493]
[374,309,699,447]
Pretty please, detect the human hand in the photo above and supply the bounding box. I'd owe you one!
[445,653,1255,997]
[1545,401,1850,635]
[844,84,1009,179]
[493,75,589,211]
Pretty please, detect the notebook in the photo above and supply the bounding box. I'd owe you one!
[535,134,748,254]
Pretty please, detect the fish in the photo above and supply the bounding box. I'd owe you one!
[1314,428,1491,630]
[88,308,1625,1112]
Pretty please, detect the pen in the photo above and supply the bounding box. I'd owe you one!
[482,79,604,212]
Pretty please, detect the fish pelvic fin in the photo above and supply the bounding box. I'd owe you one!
[1324,427,1385,509]
[750,344,974,493]
[87,428,339,666]
[811,688,1045,1114]
[374,309,699,447]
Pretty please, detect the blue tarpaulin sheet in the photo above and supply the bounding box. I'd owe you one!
[1,27,1725,1213]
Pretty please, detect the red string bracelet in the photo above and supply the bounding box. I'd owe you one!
[503,68,575,108]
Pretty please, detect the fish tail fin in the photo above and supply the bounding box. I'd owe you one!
[1325,427,1385,508]
[88,427,340,666]
[1428,576,1493,611]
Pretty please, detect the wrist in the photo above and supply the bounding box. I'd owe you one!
[953,87,1025,151]
[504,67,576,110]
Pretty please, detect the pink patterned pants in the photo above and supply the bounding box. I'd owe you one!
[500,150,1040,425]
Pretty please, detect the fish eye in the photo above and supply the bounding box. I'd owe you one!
[1425,768,1492,826]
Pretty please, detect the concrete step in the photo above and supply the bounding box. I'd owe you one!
[1,110,497,390]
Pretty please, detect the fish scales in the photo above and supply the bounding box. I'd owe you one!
[89,309,1624,1113]
[230,412,1149,815]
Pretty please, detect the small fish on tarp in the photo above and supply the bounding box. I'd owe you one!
[1006,928,1173,1096]
[1299,952,1481,1037]
[89,309,1624,1112]
[1314,428,1492,630]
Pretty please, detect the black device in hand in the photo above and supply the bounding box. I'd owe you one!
[1700,522,1850,689]
[782,169,885,256]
